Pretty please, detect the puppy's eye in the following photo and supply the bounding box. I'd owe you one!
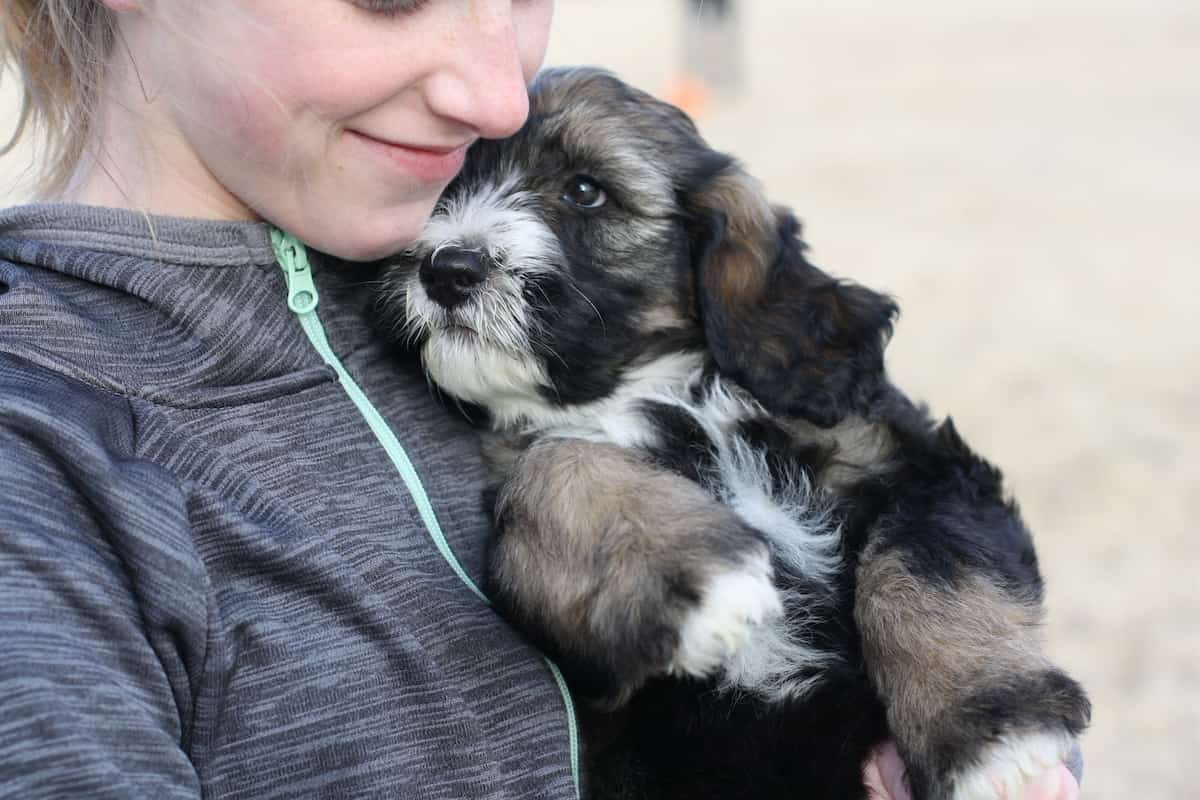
[562,176,607,210]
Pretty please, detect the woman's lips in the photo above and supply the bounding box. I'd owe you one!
[349,130,469,183]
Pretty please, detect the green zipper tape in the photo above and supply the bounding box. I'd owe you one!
[271,229,580,799]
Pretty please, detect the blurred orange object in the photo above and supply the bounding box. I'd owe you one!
[662,75,710,119]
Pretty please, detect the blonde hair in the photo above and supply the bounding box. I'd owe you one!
[1,0,117,197]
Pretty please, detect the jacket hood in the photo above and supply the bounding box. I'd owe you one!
[0,203,383,407]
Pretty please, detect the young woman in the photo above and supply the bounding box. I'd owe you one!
[0,2,1078,797]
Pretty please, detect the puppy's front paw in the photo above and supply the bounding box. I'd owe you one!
[948,731,1074,800]
[669,551,783,678]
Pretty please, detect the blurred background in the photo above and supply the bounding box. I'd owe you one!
[3,1,1196,797]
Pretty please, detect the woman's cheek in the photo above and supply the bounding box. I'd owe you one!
[516,0,556,80]
[175,65,293,169]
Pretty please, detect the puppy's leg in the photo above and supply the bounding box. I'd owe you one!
[855,542,1090,800]
[487,437,782,708]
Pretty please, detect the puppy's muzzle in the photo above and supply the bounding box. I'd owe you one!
[420,246,490,309]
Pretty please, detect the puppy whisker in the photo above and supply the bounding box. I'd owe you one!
[564,276,607,335]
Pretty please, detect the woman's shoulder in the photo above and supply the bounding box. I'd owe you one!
[0,348,204,606]
[0,349,135,445]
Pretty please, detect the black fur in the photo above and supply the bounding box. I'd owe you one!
[692,209,899,426]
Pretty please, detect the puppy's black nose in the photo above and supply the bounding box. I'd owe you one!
[419,246,489,309]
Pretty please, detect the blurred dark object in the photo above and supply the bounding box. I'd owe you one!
[664,0,744,117]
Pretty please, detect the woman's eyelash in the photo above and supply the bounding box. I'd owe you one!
[353,0,431,16]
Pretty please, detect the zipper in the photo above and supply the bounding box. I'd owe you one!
[271,229,581,799]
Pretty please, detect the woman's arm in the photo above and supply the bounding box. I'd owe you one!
[1,356,208,798]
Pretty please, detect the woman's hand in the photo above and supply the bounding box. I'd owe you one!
[862,741,1081,800]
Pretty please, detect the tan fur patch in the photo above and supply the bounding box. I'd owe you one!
[698,170,776,312]
[637,303,690,335]
[491,438,766,702]
[781,415,899,493]
[855,548,1049,755]
[825,416,900,492]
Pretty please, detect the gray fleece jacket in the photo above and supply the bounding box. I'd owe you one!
[0,204,578,799]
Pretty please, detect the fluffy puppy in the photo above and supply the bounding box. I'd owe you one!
[374,67,1089,800]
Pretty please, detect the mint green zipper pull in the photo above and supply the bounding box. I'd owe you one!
[271,228,319,314]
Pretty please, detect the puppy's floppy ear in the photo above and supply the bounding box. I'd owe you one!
[686,163,899,426]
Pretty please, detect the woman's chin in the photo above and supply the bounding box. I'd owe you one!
[300,202,440,263]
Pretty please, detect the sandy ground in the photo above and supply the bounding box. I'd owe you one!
[3,2,1196,797]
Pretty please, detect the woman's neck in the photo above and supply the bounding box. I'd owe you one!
[58,56,257,222]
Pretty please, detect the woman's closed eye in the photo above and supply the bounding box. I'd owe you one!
[350,0,431,17]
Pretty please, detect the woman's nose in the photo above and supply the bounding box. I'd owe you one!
[425,3,533,140]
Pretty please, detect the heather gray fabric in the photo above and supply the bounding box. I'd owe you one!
[0,203,576,799]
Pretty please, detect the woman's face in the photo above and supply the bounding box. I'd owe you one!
[120,0,554,260]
